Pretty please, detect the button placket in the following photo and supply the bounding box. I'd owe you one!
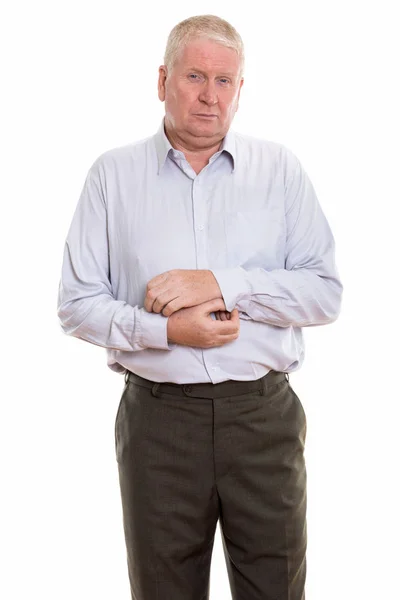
[192,178,208,270]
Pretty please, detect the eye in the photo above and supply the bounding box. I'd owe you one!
[219,78,230,85]
[188,73,200,80]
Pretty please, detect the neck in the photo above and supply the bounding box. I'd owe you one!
[164,121,223,165]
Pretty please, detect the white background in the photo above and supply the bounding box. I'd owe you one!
[1,1,399,598]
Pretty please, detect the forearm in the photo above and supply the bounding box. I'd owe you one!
[57,286,170,351]
[211,264,342,327]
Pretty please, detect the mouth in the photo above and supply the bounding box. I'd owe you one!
[194,114,218,119]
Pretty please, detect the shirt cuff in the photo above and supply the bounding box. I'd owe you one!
[138,308,172,350]
[210,267,251,312]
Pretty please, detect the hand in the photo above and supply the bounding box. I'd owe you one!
[144,269,222,317]
[167,298,240,348]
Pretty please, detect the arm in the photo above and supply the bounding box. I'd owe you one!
[210,152,343,327]
[57,161,171,351]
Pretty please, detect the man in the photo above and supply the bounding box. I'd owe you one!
[57,14,342,600]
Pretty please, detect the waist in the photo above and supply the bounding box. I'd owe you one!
[109,323,304,380]
[124,369,288,399]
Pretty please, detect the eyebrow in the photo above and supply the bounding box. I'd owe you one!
[185,67,237,78]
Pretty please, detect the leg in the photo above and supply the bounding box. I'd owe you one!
[215,376,307,600]
[115,380,220,600]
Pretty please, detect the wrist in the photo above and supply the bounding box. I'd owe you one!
[209,270,223,299]
[166,314,175,344]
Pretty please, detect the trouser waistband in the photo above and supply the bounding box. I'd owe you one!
[124,369,289,399]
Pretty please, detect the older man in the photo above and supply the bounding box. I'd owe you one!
[57,13,342,600]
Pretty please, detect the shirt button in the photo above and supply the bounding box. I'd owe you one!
[197,225,204,230]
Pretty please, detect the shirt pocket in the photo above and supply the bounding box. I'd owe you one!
[222,209,275,268]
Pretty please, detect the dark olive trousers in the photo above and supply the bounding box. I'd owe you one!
[114,369,307,600]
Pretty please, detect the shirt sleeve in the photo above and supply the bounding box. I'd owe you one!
[210,151,343,327]
[57,163,171,351]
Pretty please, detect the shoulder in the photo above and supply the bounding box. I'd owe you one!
[87,134,154,180]
[231,129,301,178]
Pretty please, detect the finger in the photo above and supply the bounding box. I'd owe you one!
[143,292,155,313]
[220,312,228,321]
[215,332,239,345]
[161,296,183,317]
[203,298,227,313]
[144,284,167,312]
[152,295,168,314]
[214,319,239,335]
[151,290,179,314]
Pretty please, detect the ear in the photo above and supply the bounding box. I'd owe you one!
[235,78,244,112]
[158,66,167,102]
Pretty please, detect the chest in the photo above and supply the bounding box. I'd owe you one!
[107,163,287,280]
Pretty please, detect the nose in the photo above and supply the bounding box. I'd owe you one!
[198,81,218,105]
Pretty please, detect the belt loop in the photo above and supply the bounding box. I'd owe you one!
[151,383,161,397]
[124,369,130,384]
[285,372,289,382]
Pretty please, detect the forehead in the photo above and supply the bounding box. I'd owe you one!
[175,37,240,75]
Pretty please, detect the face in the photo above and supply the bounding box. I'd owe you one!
[158,37,243,148]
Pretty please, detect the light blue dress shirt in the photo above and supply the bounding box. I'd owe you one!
[57,118,343,383]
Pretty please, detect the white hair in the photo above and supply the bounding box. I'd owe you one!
[163,14,245,79]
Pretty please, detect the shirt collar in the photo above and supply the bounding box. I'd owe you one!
[154,117,236,175]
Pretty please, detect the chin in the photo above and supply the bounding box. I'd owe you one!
[193,127,219,138]
[188,120,220,135]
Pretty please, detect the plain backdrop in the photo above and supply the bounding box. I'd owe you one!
[1,1,399,599]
